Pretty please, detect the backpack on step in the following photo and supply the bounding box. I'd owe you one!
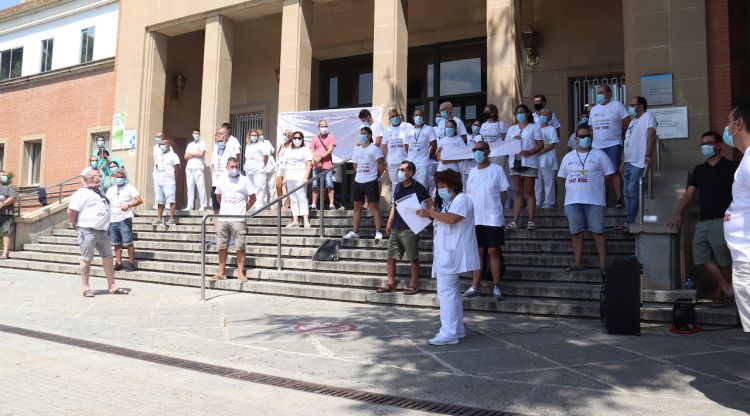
[312,239,340,261]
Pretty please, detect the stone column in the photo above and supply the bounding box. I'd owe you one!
[278,0,313,112]
[200,15,234,144]
[486,0,522,125]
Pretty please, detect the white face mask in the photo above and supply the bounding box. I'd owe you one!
[319,127,329,135]
[0,175,7,184]
[293,139,303,147]
[227,168,240,177]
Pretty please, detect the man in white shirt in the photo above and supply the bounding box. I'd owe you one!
[406,108,438,189]
[359,109,384,146]
[211,157,256,282]
[67,170,128,297]
[532,94,561,137]
[220,123,242,161]
[589,84,631,208]
[151,131,166,208]
[105,169,142,272]
[722,103,750,331]
[153,137,181,226]
[622,96,657,227]
[210,132,230,214]
[558,126,615,275]
[382,108,411,187]
[184,128,208,211]
[81,155,104,186]
[436,101,467,141]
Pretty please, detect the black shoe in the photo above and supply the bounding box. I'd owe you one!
[615,200,625,208]
[114,263,123,271]
[126,263,137,272]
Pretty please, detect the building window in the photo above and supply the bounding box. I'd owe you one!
[0,47,23,81]
[80,27,95,63]
[40,38,54,72]
[91,132,110,155]
[26,141,42,185]
[318,54,374,109]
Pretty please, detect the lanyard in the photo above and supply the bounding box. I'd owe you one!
[413,126,423,145]
[442,198,453,213]
[575,150,591,171]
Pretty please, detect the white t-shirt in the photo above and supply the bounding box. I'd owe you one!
[226,135,241,157]
[152,144,162,174]
[624,111,658,169]
[466,164,510,227]
[283,146,312,182]
[352,143,384,183]
[479,121,508,146]
[538,125,560,170]
[406,124,437,166]
[437,135,465,173]
[432,193,480,277]
[155,151,180,185]
[215,174,255,222]
[185,140,207,170]
[724,155,750,262]
[558,149,615,206]
[506,123,543,169]
[532,111,561,129]
[69,187,110,230]
[243,142,271,174]
[590,100,629,149]
[261,140,276,172]
[106,184,140,224]
[211,147,231,184]
[383,122,411,165]
[436,116,468,139]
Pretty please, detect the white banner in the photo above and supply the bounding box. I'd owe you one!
[277,107,383,162]
[439,138,522,161]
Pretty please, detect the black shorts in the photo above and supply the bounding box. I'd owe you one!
[352,180,380,203]
[211,186,221,210]
[476,225,505,248]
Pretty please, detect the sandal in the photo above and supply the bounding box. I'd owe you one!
[565,265,585,272]
[376,285,396,293]
[108,288,130,295]
[209,274,226,281]
[83,290,95,298]
[403,287,419,295]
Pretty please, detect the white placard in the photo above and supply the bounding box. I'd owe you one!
[277,107,383,162]
[650,106,688,139]
[394,193,431,235]
[440,139,522,161]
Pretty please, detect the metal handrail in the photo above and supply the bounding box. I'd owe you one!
[15,174,82,215]
[638,136,663,224]
[200,158,352,301]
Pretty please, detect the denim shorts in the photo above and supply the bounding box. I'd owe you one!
[155,184,176,205]
[564,203,606,234]
[601,145,623,171]
[312,169,334,189]
[109,218,134,246]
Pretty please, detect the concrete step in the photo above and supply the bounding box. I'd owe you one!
[641,304,739,326]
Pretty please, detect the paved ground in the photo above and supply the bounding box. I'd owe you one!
[1,269,749,416]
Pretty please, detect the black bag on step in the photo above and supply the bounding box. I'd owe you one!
[312,239,340,261]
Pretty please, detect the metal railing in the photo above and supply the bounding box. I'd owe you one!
[200,158,351,301]
[638,137,664,224]
[15,174,82,216]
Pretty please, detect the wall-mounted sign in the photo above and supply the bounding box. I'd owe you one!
[650,106,688,139]
[111,113,126,150]
[641,73,673,106]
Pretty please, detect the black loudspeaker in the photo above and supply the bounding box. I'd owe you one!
[600,256,642,336]
[672,299,697,331]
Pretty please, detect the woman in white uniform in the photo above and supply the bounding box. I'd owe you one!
[243,130,270,211]
[436,119,465,175]
[534,108,560,209]
[416,169,480,345]
[259,129,276,207]
[283,132,312,227]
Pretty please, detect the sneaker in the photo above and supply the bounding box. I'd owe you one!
[114,263,123,271]
[463,286,481,298]
[126,263,137,272]
[526,221,536,231]
[0,253,7,260]
[505,221,519,231]
[374,231,383,241]
[428,335,459,346]
[457,332,466,339]
[492,287,503,301]
[166,218,177,226]
[309,204,317,210]
[343,230,359,240]
[615,200,625,208]
[541,204,554,209]
[152,218,164,226]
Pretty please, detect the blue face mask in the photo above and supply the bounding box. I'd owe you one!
[471,125,480,134]
[160,144,168,153]
[193,134,200,141]
[596,94,606,105]
[724,124,736,148]
[515,113,526,123]
[578,136,592,149]
[440,111,449,119]
[90,161,98,169]
[359,134,369,144]
[154,137,161,144]
[701,144,716,158]
[414,115,424,126]
[217,142,226,150]
[628,106,637,117]
[397,170,406,182]
[250,136,258,143]
[578,117,589,126]
[437,187,451,201]
[445,127,456,137]
[361,120,370,128]
[538,115,549,125]
[474,150,486,163]
[116,178,127,186]
[391,116,401,126]
[259,135,265,141]
[435,116,443,125]
[97,141,104,148]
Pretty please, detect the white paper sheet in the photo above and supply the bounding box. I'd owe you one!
[394,193,431,235]
[439,139,522,161]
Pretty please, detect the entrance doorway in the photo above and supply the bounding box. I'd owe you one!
[231,112,265,170]
[569,74,627,127]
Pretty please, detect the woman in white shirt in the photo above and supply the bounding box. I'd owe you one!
[258,129,276,208]
[534,108,560,209]
[243,130,270,211]
[283,132,313,227]
[275,130,293,211]
[343,127,386,241]
[416,169,480,346]
[505,104,544,231]
[436,119,465,175]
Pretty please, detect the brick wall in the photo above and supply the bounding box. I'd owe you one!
[0,64,115,188]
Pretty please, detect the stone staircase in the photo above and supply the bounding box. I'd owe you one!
[0,207,738,325]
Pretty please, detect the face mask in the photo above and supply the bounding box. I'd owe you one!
[319,127,329,135]
[397,170,406,182]
[160,144,168,153]
[701,144,716,158]
[437,187,451,201]
[440,110,449,119]
[578,136,592,149]
[250,136,258,143]
[724,125,736,148]
[361,120,370,127]
[0,176,7,184]
[435,116,443,125]
[282,135,289,143]
[90,161,98,169]
[293,139,303,147]
[538,115,549,125]
[628,106,637,118]
[515,113,526,123]
[578,117,589,126]
[596,94,606,105]
[155,137,161,144]
[391,116,401,126]
[116,178,127,186]
[474,150,486,163]
[483,111,492,120]
[110,167,119,174]
[471,125,480,134]
[445,127,456,137]
[227,168,240,177]
[193,134,200,141]
[533,103,544,111]
[259,135,265,141]
[97,141,104,148]
[414,115,424,126]
[217,142,226,150]
[359,134,369,144]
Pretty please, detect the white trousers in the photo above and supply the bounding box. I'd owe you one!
[186,168,207,210]
[414,164,430,192]
[534,168,556,207]
[249,172,268,210]
[427,161,438,197]
[286,179,309,218]
[436,273,464,340]
[152,170,159,209]
[733,261,750,332]
[265,172,276,205]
